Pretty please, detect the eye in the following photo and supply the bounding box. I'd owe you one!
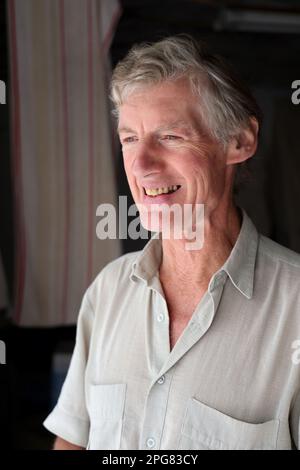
[121,136,138,145]
[161,135,182,141]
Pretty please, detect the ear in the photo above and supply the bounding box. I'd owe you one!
[226,117,259,165]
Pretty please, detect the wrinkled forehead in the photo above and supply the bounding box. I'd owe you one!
[117,80,204,134]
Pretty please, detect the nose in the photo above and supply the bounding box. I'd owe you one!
[131,140,163,178]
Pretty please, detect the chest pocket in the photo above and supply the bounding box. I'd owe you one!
[178,398,280,450]
[87,383,126,450]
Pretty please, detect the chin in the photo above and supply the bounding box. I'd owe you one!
[139,206,163,233]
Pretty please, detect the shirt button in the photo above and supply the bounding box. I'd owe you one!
[146,437,156,448]
[157,313,164,322]
[157,375,165,385]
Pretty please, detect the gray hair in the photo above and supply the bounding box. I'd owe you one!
[110,35,262,147]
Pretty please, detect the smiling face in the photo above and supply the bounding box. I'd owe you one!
[118,78,229,232]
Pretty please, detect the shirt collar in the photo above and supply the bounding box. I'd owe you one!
[130,207,258,299]
[219,207,258,299]
[130,231,162,286]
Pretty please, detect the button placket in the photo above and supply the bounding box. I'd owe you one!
[146,437,156,449]
[140,371,174,450]
[145,291,170,374]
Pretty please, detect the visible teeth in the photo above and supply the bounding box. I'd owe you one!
[145,185,180,196]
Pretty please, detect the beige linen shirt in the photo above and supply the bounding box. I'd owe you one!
[44,208,300,450]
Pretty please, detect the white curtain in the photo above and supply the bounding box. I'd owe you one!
[8,0,122,326]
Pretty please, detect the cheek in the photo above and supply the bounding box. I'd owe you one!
[178,139,214,158]
[123,155,134,179]
[123,159,140,194]
[179,156,211,188]
[122,152,131,171]
[180,159,224,201]
[178,141,224,184]
[176,140,215,172]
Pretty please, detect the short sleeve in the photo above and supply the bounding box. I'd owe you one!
[290,387,300,450]
[43,291,94,447]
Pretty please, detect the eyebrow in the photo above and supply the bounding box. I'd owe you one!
[117,120,196,135]
[117,126,136,134]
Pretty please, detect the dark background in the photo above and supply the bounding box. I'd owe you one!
[0,0,300,449]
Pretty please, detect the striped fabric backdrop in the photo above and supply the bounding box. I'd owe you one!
[7,0,122,326]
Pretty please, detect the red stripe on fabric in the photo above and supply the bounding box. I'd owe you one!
[8,0,26,324]
[86,0,95,286]
[103,63,119,185]
[101,4,122,56]
[59,0,70,324]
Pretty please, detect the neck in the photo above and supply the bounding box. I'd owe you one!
[159,201,242,288]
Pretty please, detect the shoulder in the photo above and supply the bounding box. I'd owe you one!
[84,250,142,305]
[258,234,300,271]
[98,250,142,279]
[257,234,300,297]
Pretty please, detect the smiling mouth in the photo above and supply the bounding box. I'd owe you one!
[143,185,181,197]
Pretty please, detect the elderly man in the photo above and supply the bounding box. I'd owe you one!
[44,36,300,450]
